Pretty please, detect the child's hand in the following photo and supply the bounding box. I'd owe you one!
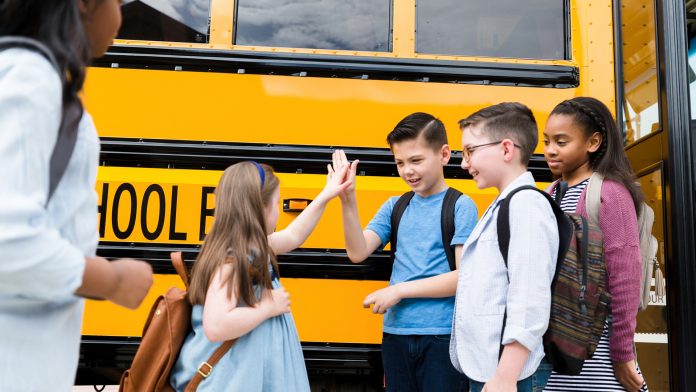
[320,152,353,201]
[328,149,359,201]
[262,287,291,317]
[482,375,517,392]
[108,258,153,309]
[362,285,402,314]
[613,360,645,391]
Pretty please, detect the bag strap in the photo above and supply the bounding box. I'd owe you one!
[389,189,461,271]
[390,191,415,263]
[0,36,83,205]
[184,340,237,392]
[441,188,463,271]
[585,173,604,228]
[170,252,191,289]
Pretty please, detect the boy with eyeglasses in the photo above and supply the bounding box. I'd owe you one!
[450,102,559,392]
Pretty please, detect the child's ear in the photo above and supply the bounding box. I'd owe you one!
[440,144,451,164]
[587,131,603,153]
[501,139,516,163]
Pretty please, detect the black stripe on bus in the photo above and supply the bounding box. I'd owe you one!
[100,137,554,182]
[98,242,392,281]
[77,337,383,385]
[92,45,579,88]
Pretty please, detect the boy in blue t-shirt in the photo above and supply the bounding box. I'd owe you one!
[330,112,478,392]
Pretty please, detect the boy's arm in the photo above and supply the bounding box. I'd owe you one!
[485,342,530,391]
[363,246,461,313]
[495,191,558,383]
[332,151,382,262]
[341,191,382,263]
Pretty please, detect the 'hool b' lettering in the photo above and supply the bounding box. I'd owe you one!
[97,183,216,241]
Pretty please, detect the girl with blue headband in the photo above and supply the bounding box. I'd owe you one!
[170,161,351,391]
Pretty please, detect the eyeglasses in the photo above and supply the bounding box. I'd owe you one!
[462,140,521,162]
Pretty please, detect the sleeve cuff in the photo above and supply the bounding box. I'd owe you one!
[502,325,539,352]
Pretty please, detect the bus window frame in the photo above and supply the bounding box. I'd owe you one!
[231,0,395,54]
[614,0,663,147]
[413,0,572,61]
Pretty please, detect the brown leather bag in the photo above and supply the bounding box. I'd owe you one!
[119,252,236,392]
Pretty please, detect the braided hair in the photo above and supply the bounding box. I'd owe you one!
[550,97,643,215]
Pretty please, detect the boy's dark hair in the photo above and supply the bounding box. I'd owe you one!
[551,96,643,215]
[387,112,448,151]
[0,0,90,112]
[459,102,538,164]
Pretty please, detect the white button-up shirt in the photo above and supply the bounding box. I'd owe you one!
[0,48,100,391]
[450,172,558,382]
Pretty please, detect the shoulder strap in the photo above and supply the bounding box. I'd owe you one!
[184,340,237,392]
[496,186,570,268]
[585,173,604,227]
[0,36,83,204]
[441,188,463,271]
[390,191,415,262]
[170,252,191,289]
[553,181,569,205]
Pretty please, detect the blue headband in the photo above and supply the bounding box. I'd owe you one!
[251,161,265,187]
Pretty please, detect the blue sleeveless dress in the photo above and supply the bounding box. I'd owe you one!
[170,272,310,392]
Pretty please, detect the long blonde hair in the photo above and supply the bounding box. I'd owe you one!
[188,162,280,306]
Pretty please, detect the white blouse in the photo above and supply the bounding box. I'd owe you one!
[0,48,100,391]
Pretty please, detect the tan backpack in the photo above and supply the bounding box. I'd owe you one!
[119,252,236,392]
[585,174,664,311]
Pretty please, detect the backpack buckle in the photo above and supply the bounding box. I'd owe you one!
[197,362,213,378]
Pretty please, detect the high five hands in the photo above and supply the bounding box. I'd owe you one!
[328,150,359,200]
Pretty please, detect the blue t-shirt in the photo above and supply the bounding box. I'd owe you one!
[366,188,478,335]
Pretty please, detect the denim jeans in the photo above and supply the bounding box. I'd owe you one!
[469,358,553,392]
[382,333,469,392]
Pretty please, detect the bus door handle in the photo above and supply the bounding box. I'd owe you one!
[283,198,312,212]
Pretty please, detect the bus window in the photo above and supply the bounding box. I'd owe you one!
[621,0,659,143]
[415,0,566,60]
[118,0,211,43]
[234,0,392,52]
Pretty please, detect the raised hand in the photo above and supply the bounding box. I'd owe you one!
[320,153,352,201]
[328,149,359,201]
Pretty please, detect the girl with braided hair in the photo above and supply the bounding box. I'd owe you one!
[542,97,648,391]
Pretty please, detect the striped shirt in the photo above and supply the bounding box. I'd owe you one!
[550,179,588,213]
[544,178,648,392]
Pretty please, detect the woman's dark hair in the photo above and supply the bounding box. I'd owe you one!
[551,96,644,214]
[0,0,91,105]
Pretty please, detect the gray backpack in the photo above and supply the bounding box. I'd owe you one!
[585,174,663,311]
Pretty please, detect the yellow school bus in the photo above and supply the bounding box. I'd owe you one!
[75,0,687,389]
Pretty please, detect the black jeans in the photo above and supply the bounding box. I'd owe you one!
[382,333,469,392]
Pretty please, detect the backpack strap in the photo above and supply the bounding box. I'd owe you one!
[170,252,191,289]
[441,188,463,271]
[0,36,83,205]
[585,173,604,228]
[185,340,237,392]
[390,191,415,263]
[389,189,461,271]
